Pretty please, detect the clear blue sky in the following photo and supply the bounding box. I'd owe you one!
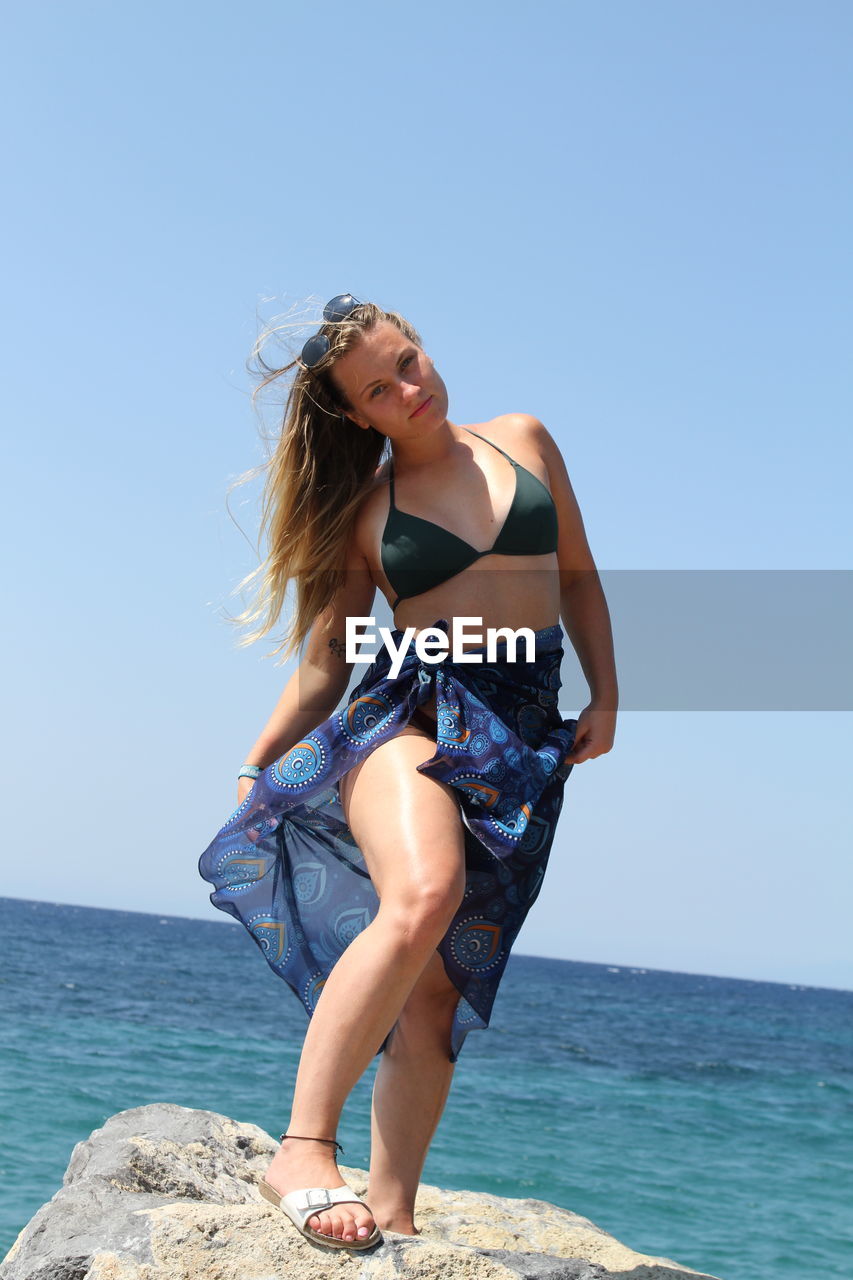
[2,2,850,989]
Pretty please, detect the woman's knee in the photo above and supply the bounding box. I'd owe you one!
[381,875,466,941]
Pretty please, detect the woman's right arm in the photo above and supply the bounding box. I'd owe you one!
[237,538,377,801]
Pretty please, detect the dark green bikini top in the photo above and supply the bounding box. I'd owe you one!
[381,429,559,611]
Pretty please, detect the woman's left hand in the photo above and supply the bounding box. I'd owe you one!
[564,700,617,764]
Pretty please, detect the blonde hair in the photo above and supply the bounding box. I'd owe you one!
[224,298,423,663]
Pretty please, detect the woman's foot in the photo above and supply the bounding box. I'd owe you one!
[262,1137,377,1244]
[375,1214,421,1235]
[367,1193,421,1236]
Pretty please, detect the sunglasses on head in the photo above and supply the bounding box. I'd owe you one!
[300,293,363,369]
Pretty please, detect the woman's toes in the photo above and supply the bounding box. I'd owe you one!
[307,1207,375,1243]
[311,1210,332,1237]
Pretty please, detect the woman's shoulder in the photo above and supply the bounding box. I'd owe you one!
[482,411,548,442]
[475,413,558,469]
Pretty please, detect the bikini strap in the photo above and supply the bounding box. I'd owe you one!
[464,428,516,465]
[388,456,396,507]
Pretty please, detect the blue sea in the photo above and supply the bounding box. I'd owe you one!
[1,896,851,1278]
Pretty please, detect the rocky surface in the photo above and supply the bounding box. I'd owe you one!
[1,1103,722,1279]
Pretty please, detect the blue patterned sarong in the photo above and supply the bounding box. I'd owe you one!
[198,618,578,1061]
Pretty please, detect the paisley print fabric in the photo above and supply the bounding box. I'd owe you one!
[198,618,578,1062]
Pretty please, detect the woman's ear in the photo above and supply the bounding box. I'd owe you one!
[330,378,371,431]
[342,409,373,431]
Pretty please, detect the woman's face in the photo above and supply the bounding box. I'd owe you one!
[330,319,448,439]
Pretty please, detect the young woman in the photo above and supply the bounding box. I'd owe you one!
[198,294,618,1251]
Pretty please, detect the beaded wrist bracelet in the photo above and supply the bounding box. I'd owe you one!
[238,764,262,780]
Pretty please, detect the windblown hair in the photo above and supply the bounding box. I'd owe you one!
[225,299,423,663]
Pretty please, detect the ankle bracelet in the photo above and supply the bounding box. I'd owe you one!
[280,1132,344,1156]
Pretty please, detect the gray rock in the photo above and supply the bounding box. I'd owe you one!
[0,1103,723,1279]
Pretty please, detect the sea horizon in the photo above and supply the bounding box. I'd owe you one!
[3,892,849,995]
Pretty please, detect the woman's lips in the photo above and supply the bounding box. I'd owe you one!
[410,395,433,418]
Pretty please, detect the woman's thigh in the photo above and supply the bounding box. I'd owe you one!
[338,725,466,910]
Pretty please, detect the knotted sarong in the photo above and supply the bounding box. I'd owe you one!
[198,619,578,1061]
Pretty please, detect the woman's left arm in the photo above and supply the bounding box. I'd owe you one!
[520,415,618,763]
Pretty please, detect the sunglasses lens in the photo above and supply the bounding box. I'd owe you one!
[323,293,361,323]
[301,295,363,368]
[301,333,331,368]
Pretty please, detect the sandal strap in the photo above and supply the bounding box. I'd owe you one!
[279,1132,344,1156]
[281,1183,367,1229]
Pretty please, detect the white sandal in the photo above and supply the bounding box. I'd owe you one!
[258,1178,383,1249]
[258,1132,383,1250]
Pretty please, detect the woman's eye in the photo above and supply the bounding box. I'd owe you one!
[369,356,413,398]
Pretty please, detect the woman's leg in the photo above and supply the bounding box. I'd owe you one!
[261,727,466,1244]
[366,948,460,1233]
